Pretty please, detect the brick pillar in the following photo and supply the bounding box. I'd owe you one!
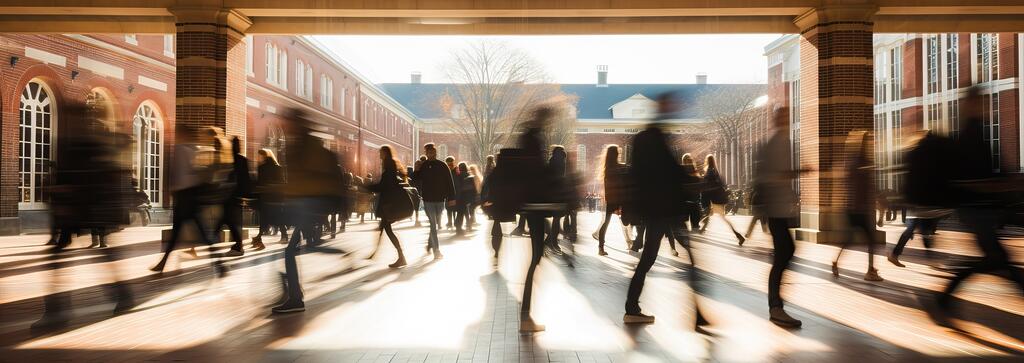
[794,4,878,243]
[171,8,250,143]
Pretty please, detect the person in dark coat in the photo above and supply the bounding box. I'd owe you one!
[411,143,456,260]
[453,162,474,235]
[444,156,458,229]
[698,154,745,245]
[251,148,287,250]
[366,145,409,268]
[622,93,706,331]
[220,137,251,256]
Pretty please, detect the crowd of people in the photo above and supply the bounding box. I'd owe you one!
[33,87,1024,336]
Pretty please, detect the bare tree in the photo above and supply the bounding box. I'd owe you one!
[695,85,766,183]
[438,41,575,165]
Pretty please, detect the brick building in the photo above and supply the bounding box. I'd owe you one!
[764,32,1023,240]
[382,69,764,194]
[0,34,416,234]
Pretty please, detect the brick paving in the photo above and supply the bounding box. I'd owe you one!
[0,212,1021,362]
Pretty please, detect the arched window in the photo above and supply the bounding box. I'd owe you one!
[133,103,163,205]
[85,88,115,130]
[19,80,54,209]
[438,144,448,159]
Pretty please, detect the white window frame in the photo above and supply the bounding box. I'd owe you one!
[245,35,254,77]
[163,34,174,58]
[320,74,334,110]
[18,80,56,210]
[133,102,164,207]
[125,34,138,45]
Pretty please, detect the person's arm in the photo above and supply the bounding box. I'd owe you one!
[443,167,457,205]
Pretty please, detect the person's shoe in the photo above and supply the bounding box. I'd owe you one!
[149,261,165,272]
[623,313,655,324]
[252,241,266,251]
[510,228,525,236]
[185,248,199,258]
[598,248,608,256]
[272,300,306,314]
[592,231,600,241]
[520,318,545,333]
[224,249,244,257]
[671,249,679,257]
[888,254,905,267]
[769,307,802,328]
[744,232,753,239]
[735,232,746,246]
[433,252,444,260]
[864,268,884,282]
[389,257,408,268]
[831,261,840,278]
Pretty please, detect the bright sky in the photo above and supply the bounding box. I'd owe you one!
[314,35,781,85]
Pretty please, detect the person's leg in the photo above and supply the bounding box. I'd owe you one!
[279,211,305,309]
[625,220,666,317]
[666,221,706,327]
[382,220,407,264]
[744,215,759,238]
[547,215,563,249]
[226,202,244,252]
[521,213,546,331]
[454,206,465,234]
[491,220,503,258]
[853,213,881,278]
[597,210,612,253]
[424,202,442,253]
[892,218,918,258]
[919,218,939,250]
[154,190,194,271]
[767,218,794,309]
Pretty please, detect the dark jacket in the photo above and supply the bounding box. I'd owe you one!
[603,163,627,210]
[412,159,456,202]
[456,173,478,207]
[256,160,285,204]
[630,125,688,218]
[368,168,403,215]
[229,153,252,199]
[702,167,728,205]
[285,134,342,199]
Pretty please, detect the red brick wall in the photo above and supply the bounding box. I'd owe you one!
[1000,89,1020,173]
[958,33,973,89]
[999,33,1018,80]
[902,37,922,99]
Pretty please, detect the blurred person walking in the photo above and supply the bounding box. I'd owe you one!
[250,148,286,250]
[831,131,884,282]
[220,137,252,257]
[274,109,343,313]
[889,130,955,267]
[699,154,746,245]
[622,92,707,330]
[755,106,809,328]
[937,88,1024,311]
[453,162,474,235]
[468,164,483,227]
[445,156,458,229]
[411,143,456,260]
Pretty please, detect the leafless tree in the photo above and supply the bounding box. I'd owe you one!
[438,41,575,165]
[695,85,766,184]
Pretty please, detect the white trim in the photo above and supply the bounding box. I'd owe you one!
[24,47,66,67]
[124,34,138,45]
[363,140,382,149]
[251,82,414,151]
[64,35,175,72]
[163,34,174,58]
[311,131,335,140]
[265,105,277,114]
[137,75,167,92]
[246,97,260,108]
[1019,33,1024,172]
[78,56,124,80]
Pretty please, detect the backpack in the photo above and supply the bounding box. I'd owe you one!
[378,177,416,221]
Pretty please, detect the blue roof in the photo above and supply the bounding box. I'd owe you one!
[379,83,765,120]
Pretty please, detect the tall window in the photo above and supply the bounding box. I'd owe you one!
[163,35,174,57]
[438,144,448,159]
[459,145,468,160]
[265,43,287,89]
[19,81,54,208]
[889,46,902,101]
[340,88,347,116]
[944,34,958,89]
[982,94,1000,171]
[133,103,162,205]
[320,75,334,109]
[577,144,587,173]
[875,113,887,189]
[295,60,313,99]
[890,110,903,191]
[874,50,887,104]
[977,33,999,83]
[244,35,253,76]
[926,103,941,131]
[926,35,940,94]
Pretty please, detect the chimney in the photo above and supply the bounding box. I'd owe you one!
[596,65,608,87]
[411,71,422,84]
[696,72,707,85]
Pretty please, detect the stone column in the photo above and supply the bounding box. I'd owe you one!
[171,8,251,143]
[793,4,878,243]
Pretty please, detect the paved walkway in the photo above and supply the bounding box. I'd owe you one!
[0,212,1021,362]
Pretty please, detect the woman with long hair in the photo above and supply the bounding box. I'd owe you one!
[592,145,626,256]
[699,154,746,245]
[454,162,478,234]
[367,145,408,268]
[467,164,483,226]
[251,148,287,249]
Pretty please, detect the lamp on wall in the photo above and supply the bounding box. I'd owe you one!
[70,70,80,80]
[9,56,18,67]
[128,85,135,93]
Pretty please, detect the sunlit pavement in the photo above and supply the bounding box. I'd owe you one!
[0,212,1021,362]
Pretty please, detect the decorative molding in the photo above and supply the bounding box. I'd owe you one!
[24,47,66,67]
[137,75,167,91]
[78,55,124,80]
